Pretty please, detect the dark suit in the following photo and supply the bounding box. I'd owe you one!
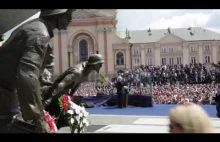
[213,93,220,118]
[116,81,124,108]
[0,18,53,132]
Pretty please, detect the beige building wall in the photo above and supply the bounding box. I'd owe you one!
[51,10,220,80]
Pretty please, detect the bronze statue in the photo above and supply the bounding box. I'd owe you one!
[43,54,104,107]
[0,35,4,42]
[0,9,75,133]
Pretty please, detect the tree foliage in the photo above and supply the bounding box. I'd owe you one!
[96,72,108,84]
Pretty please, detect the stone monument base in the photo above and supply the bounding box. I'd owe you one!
[0,115,35,133]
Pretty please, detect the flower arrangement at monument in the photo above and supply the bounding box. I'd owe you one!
[44,110,58,133]
[58,94,90,133]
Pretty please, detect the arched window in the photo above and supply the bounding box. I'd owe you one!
[116,52,124,65]
[79,39,88,61]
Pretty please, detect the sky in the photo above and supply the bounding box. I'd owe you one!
[116,9,220,33]
[3,9,220,41]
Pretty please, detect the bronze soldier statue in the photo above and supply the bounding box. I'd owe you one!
[0,9,75,133]
[43,54,104,107]
[0,34,4,42]
[40,54,55,87]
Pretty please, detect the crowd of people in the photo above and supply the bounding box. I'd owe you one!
[75,63,220,105]
[152,83,217,105]
[120,63,220,86]
[75,82,114,96]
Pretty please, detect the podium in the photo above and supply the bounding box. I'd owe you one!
[123,93,128,108]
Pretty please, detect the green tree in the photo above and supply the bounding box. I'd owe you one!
[96,72,108,84]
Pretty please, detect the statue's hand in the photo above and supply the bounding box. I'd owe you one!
[43,98,52,107]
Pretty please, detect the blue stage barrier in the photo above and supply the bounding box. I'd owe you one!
[83,94,153,108]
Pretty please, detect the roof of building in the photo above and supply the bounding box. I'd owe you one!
[71,9,113,19]
[116,27,220,44]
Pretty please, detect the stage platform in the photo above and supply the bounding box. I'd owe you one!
[83,94,153,108]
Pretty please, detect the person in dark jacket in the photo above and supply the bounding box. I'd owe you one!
[213,89,220,118]
[0,9,75,133]
[116,76,124,108]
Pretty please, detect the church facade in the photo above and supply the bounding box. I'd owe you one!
[51,9,220,80]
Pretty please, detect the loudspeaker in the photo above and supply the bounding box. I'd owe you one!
[84,102,94,108]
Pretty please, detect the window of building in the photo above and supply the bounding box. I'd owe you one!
[176,46,182,52]
[147,48,152,53]
[205,56,210,63]
[137,58,140,65]
[79,39,88,61]
[176,57,182,64]
[161,58,166,65]
[147,58,152,65]
[204,45,210,51]
[116,52,124,65]
[169,48,173,53]
[134,58,140,66]
[169,58,174,65]
[161,47,166,53]
[190,46,196,52]
[191,57,196,64]
[134,48,140,55]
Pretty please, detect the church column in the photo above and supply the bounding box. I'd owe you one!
[67,45,73,67]
[60,30,68,72]
[97,27,105,73]
[53,29,60,75]
[154,44,160,66]
[106,27,114,75]
[125,48,130,69]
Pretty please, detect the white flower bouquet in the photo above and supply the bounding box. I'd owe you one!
[58,95,90,133]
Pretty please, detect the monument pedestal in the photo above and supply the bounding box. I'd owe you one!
[0,115,35,133]
[8,119,35,133]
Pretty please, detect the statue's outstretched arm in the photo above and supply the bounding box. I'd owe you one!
[42,67,74,101]
[43,71,79,107]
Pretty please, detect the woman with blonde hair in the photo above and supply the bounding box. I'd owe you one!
[168,103,213,133]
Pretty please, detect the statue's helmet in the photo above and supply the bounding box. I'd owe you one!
[87,54,104,65]
[40,9,75,17]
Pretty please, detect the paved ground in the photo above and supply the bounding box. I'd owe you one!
[58,114,220,133]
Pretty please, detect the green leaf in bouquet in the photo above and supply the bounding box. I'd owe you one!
[58,95,63,109]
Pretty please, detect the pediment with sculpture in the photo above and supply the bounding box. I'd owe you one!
[71,9,114,19]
